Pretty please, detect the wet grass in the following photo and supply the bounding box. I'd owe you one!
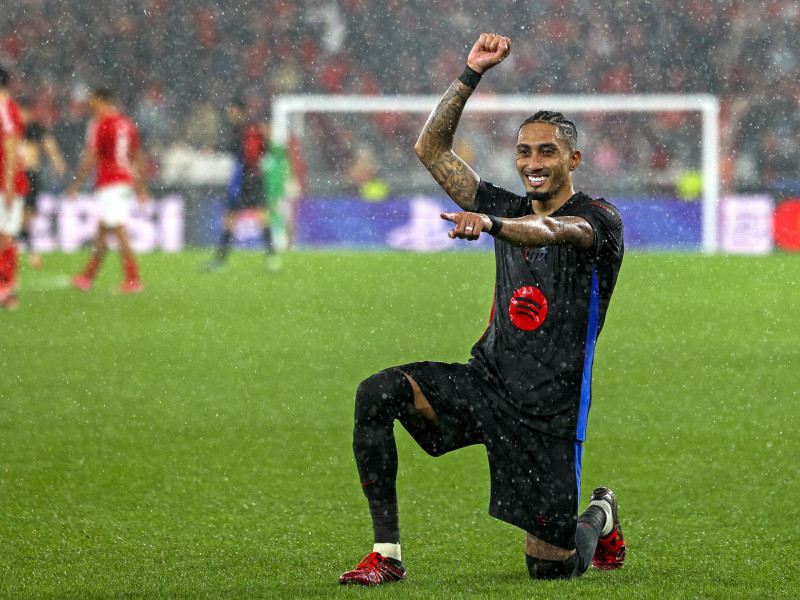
[1,250,799,599]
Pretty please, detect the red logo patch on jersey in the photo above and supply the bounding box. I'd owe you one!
[242,122,265,168]
[509,286,548,331]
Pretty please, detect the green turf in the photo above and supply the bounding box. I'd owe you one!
[1,250,798,599]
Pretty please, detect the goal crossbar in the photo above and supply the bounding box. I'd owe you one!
[273,94,720,252]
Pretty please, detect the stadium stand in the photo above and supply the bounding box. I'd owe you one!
[1,0,798,196]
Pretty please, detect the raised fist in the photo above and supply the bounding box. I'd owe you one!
[467,33,512,74]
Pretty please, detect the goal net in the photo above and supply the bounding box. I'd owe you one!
[272,94,719,252]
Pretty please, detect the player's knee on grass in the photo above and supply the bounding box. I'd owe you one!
[525,553,581,580]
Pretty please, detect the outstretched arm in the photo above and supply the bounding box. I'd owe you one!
[414,33,511,211]
[42,133,67,178]
[440,211,594,250]
[132,147,148,202]
[2,133,20,205]
[66,149,96,196]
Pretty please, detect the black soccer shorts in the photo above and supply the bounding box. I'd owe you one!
[226,172,266,211]
[394,360,582,549]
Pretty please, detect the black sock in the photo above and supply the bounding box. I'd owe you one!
[18,227,31,251]
[369,503,400,545]
[573,504,605,575]
[216,230,232,261]
[262,226,274,254]
[353,370,415,544]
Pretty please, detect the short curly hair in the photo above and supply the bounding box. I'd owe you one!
[90,87,114,102]
[518,111,578,151]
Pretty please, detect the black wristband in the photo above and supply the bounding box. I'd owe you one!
[458,65,483,89]
[488,215,503,235]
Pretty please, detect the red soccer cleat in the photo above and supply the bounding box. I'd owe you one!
[591,487,626,569]
[117,279,144,295]
[0,279,16,302]
[71,275,93,291]
[339,552,406,585]
[1,292,19,310]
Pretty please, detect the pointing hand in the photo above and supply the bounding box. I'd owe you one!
[440,211,492,241]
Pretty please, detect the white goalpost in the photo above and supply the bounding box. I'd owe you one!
[272,94,720,252]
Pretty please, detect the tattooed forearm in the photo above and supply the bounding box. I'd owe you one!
[419,81,472,154]
[414,80,480,210]
[427,153,479,210]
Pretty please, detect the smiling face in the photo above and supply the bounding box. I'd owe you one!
[516,122,581,205]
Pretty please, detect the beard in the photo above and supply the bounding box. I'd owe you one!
[526,188,555,201]
[525,173,567,202]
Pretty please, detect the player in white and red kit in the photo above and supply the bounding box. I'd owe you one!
[67,88,147,294]
[0,66,29,310]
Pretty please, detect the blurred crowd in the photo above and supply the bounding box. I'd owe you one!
[2,0,799,197]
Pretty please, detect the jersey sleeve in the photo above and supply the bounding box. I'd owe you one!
[0,101,23,136]
[571,198,624,259]
[473,179,529,218]
[0,105,11,134]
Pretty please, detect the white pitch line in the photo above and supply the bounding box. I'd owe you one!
[18,274,72,292]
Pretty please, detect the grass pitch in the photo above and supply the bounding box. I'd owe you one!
[1,250,799,599]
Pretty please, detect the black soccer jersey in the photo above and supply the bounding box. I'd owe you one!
[229,120,266,177]
[25,122,46,143]
[470,180,624,441]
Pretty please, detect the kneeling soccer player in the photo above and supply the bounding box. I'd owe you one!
[339,32,626,585]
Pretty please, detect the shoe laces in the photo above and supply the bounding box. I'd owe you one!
[358,552,391,578]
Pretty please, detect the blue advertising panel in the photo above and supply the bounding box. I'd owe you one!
[295,196,702,251]
[614,198,702,249]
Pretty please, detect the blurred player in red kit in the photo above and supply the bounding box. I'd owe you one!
[0,66,30,310]
[67,87,147,294]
